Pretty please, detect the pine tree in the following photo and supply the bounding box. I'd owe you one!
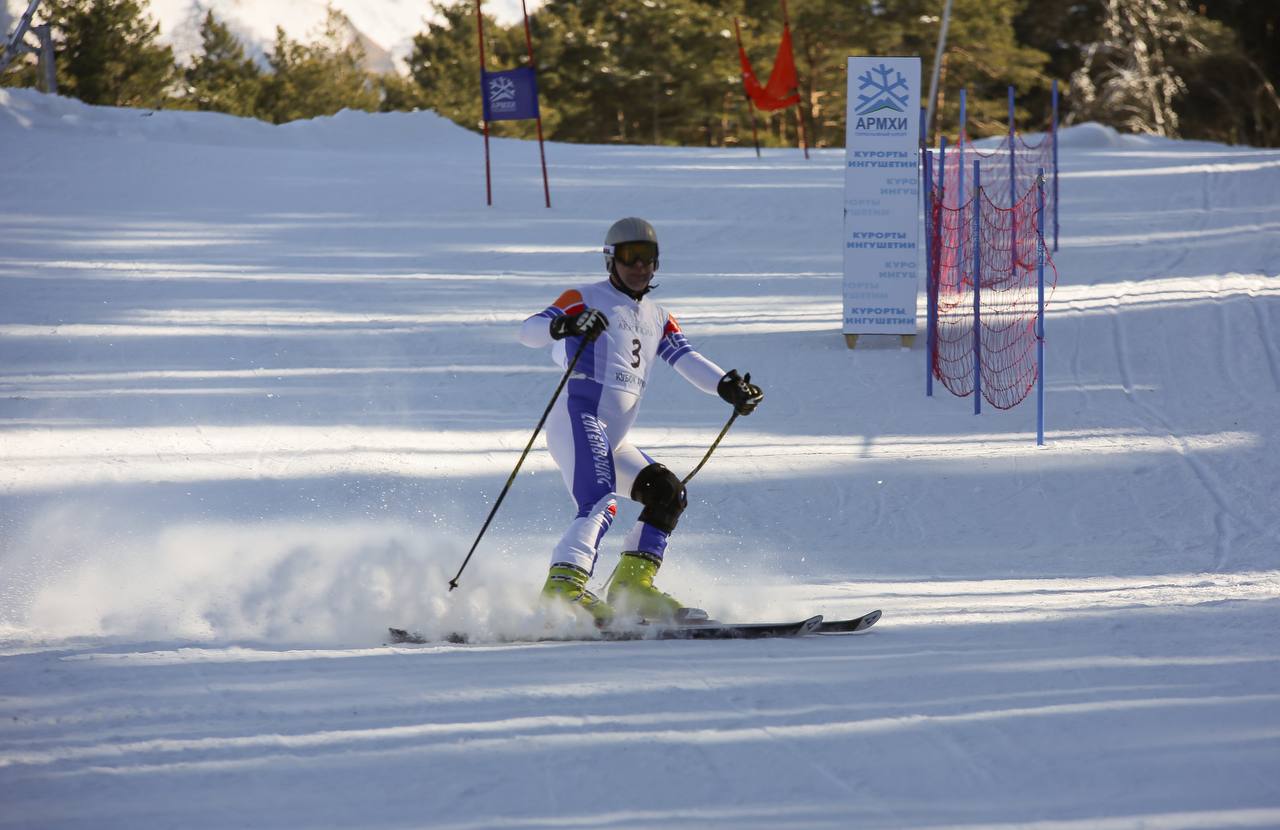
[1070,0,1198,137]
[917,0,1049,140]
[257,9,380,124]
[183,11,261,117]
[404,1,536,138]
[39,0,176,108]
[1175,6,1280,146]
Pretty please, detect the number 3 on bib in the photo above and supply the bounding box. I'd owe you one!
[630,338,642,368]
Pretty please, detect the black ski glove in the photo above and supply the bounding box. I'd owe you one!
[717,370,764,416]
[550,308,609,342]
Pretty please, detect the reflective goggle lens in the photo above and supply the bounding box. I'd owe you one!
[612,241,658,267]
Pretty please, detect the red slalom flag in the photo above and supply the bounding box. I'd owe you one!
[737,24,801,112]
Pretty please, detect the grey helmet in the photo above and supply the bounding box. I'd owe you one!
[603,217,659,273]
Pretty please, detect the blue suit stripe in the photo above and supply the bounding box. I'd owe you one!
[565,380,613,515]
[658,331,693,366]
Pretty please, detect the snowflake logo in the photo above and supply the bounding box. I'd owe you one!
[855,64,909,116]
[488,76,517,104]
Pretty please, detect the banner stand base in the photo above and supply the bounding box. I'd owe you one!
[844,334,916,350]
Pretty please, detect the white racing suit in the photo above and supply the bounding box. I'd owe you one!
[519,279,726,575]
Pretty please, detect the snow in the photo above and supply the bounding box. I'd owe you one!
[1,86,1279,827]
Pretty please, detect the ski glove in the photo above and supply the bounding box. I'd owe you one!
[550,308,609,342]
[717,370,764,416]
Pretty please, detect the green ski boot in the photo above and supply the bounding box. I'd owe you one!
[606,552,685,622]
[540,564,613,626]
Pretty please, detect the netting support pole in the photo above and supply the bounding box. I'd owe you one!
[1036,168,1047,446]
[1008,86,1017,207]
[1052,79,1060,252]
[930,138,948,398]
[958,88,967,208]
[1008,85,1017,255]
[924,148,935,397]
[972,160,982,415]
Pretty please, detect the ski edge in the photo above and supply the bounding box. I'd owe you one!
[615,614,823,641]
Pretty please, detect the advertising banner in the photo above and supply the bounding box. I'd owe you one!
[843,57,921,338]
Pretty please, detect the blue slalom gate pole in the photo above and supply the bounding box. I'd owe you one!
[1052,79,1060,252]
[972,160,982,415]
[1036,168,1046,446]
[924,148,935,397]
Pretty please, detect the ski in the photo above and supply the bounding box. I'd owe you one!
[814,608,882,634]
[387,611,883,645]
[610,614,823,640]
[387,615,824,646]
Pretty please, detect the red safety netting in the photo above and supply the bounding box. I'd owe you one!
[940,132,1056,221]
[928,179,1058,410]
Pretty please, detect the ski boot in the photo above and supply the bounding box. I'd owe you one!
[606,551,694,622]
[540,563,613,626]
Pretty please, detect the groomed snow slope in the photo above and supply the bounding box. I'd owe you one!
[1,88,1278,828]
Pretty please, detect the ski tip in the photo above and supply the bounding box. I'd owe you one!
[388,627,430,645]
[813,609,883,635]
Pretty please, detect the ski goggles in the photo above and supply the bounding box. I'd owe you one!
[607,240,659,267]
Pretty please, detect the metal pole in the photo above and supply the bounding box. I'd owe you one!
[734,18,761,159]
[1008,85,1017,265]
[475,0,493,206]
[35,24,55,94]
[1052,79,1060,251]
[1037,169,1046,446]
[779,0,808,160]
[958,88,967,212]
[925,0,954,145]
[681,408,739,488]
[448,335,593,591]
[938,135,948,199]
[0,0,43,73]
[1008,85,1017,208]
[931,136,948,397]
[972,160,981,415]
[924,148,936,397]
[519,0,551,208]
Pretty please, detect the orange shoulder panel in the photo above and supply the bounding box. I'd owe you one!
[552,289,585,313]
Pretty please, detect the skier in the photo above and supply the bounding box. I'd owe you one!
[518,217,764,625]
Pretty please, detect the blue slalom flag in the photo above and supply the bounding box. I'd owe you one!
[481,66,540,122]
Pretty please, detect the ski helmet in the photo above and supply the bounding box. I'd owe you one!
[603,217,659,273]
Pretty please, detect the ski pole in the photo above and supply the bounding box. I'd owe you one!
[448,335,592,591]
[597,377,750,593]
[680,372,752,488]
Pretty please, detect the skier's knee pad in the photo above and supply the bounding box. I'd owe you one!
[631,463,687,533]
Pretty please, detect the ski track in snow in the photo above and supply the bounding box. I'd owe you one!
[1,89,1279,828]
